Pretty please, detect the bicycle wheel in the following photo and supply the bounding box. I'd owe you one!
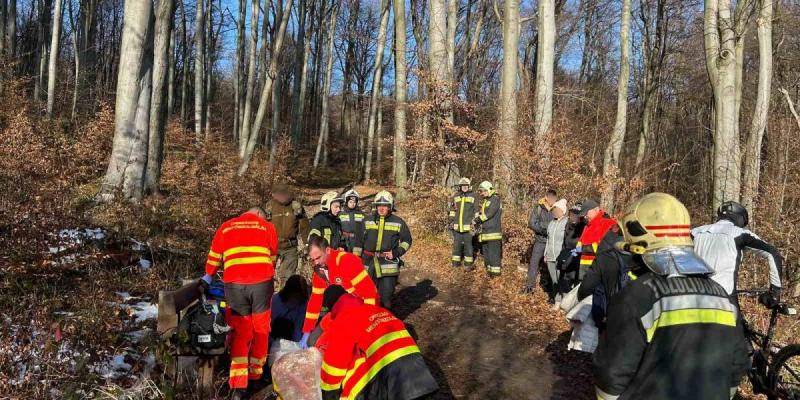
[770,344,800,400]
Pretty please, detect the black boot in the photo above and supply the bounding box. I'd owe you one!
[230,389,248,400]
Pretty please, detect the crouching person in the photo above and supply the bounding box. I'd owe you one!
[315,286,439,400]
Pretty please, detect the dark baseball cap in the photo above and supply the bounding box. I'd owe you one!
[322,285,348,311]
[579,199,600,217]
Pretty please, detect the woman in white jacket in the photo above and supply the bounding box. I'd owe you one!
[543,199,568,303]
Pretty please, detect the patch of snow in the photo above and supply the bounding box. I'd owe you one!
[48,246,67,254]
[115,292,132,301]
[129,302,158,323]
[138,259,152,271]
[93,353,132,379]
[130,239,146,252]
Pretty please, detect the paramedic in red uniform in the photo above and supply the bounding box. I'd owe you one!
[299,235,380,349]
[202,207,278,399]
[314,285,439,400]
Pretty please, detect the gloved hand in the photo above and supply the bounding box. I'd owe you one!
[570,248,579,258]
[759,290,781,310]
[299,333,311,350]
[199,274,212,289]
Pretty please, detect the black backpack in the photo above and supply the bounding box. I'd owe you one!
[591,251,632,329]
[178,296,230,354]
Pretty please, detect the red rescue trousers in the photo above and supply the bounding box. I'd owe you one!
[225,280,274,389]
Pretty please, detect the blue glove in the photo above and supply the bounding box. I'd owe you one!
[299,333,310,350]
[200,274,213,285]
[570,249,579,258]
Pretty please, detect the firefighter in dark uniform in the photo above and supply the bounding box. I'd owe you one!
[309,191,345,250]
[473,181,503,277]
[594,193,750,400]
[449,177,476,269]
[264,183,310,288]
[339,189,366,256]
[362,190,412,309]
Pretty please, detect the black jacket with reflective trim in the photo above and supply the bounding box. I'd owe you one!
[449,191,476,233]
[309,212,344,250]
[340,207,366,254]
[476,193,502,242]
[594,270,750,400]
[362,213,412,276]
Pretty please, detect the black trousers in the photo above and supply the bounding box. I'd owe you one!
[451,231,474,267]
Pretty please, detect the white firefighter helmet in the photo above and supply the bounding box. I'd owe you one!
[478,181,493,193]
[344,189,360,202]
[320,191,342,212]
[373,190,394,208]
[457,177,471,186]
[618,192,713,276]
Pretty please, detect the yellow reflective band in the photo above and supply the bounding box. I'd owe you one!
[448,211,456,217]
[464,257,474,262]
[224,256,274,268]
[231,357,249,364]
[459,196,466,231]
[223,246,271,258]
[321,381,342,391]
[336,251,346,265]
[249,367,263,375]
[340,215,351,222]
[324,228,332,243]
[208,250,222,259]
[229,368,249,377]
[305,312,320,320]
[376,217,385,256]
[480,233,502,242]
[627,271,637,281]
[309,229,321,239]
[249,357,267,365]
[366,330,412,357]
[399,242,410,251]
[452,256,462,261]
[348,346,421,398]
[364,298,376,305]
[312,287,325,294]
[380,266,399,274]
[346,287,355,294]
[465,197,474,203]
[322,362,348,377]
[645,308,736,342]
[206,260,221,267]
[383,225,401,232]
[580,259,594,265]
[352,270,368,286]
[592,243,598,252]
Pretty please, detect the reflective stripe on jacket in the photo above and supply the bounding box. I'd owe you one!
[449,191,476,233]
[303,250,380,333]
[362,213,412,277]
[205,213,278,284]
[578,214,617,268]
[477,193,502,242]
[340,207,366,256]
[310,212,344,249]
[317,305,424,400]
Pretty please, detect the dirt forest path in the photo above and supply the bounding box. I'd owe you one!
[389,230,595,400]
[298,185,594,400]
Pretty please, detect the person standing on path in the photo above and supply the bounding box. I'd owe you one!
[523,189,557,293]
[449,177,476,269]
[339,189,366,256]
[474,181,503,277]
[362,190,412,309]
[264,183,310,289]
[202,207,278,398]
[543,199,569,303]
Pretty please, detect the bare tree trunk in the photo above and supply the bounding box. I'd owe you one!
[363,0,390,182]
[34,0,50,103]
[6,0,15,57]
[534,0,555,142]
[0,0,5,56]
[146,0,175,194]
[204,0,214,138]
[238,0,294,176]
[495,0,519,195]
[100,0,154,202]
[290,0,308,143]
[742,0,772,212]
[339,0,360,139]
[179,0,188,127]
[239,0,259,157]
[233,0,245,140]
[429,0,449,117]
[704,0,748,206]
[601,0,631,212]
[446,0,456,86]
[46,0,62,118]
[194,0,205,140]
[167,27,176,117]
[376,99,384,180]
[394,0,408,189]
[314,1,339,169]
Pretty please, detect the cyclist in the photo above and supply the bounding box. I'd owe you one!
[692,201,783,304]
[594,193,749,400]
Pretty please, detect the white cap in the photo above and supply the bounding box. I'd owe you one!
[553,199,568,214]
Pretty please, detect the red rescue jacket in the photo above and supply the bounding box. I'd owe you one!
[205,213,278,284]
[577,213,618,269]
[303,250,379,333]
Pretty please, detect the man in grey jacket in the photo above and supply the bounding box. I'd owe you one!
[523,189,557,294]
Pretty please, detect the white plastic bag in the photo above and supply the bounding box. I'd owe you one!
[269,339,302,368]
[272,347,323,400]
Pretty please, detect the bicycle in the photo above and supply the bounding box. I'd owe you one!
[737,289,800,399]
